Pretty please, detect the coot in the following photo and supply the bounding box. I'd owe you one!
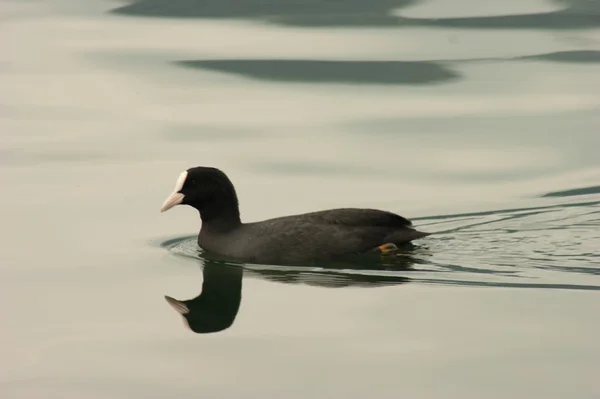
[160,166,430,264]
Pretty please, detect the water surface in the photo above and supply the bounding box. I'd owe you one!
[1,0,599,398]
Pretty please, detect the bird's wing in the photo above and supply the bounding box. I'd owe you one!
[266,208,413,228]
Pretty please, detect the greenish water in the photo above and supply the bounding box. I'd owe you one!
[1,0,599,398]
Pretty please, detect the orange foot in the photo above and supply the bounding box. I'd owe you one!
[374,243,399,254]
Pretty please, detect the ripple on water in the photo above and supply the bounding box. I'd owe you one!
[162,199,600,291]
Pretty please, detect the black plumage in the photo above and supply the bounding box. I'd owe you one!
[160,166,430,265]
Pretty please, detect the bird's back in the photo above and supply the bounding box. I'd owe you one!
[256,207,413,228]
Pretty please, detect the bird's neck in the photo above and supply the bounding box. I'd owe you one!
[197,199,241,231]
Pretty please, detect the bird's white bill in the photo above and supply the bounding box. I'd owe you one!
[164,296,190,314]
[160,192,184,212]
[160,170,188,212]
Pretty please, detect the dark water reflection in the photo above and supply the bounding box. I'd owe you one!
[542,185,600,198]
[518,50,600,63]
[111,0,600,29]
[110,0,418,24]
[178,60,460,85]
[173,50,600,86]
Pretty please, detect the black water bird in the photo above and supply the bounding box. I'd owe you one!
[160,166,430,265]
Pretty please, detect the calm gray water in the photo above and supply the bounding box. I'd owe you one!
[1,0,599,398]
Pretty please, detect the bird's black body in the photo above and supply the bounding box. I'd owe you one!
[161,166,430,265]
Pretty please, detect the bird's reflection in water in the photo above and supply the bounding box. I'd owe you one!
[165,260,243,334]
[165,246,418,334]
[244,249,416,288]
